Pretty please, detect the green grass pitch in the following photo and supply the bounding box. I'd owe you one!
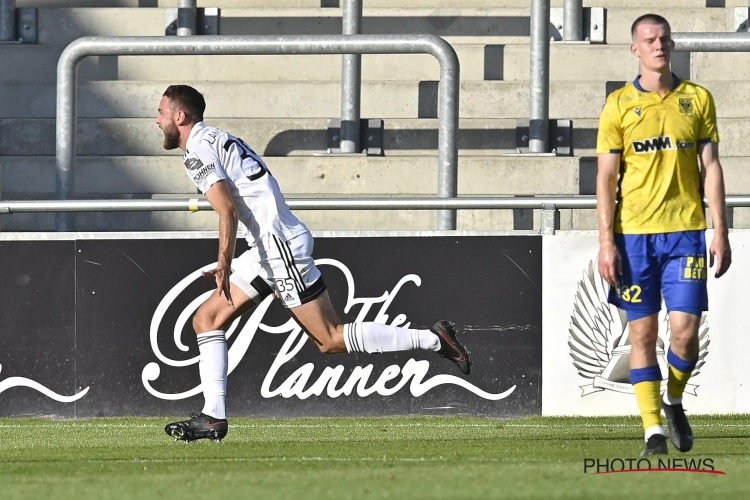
[1,415,749,500]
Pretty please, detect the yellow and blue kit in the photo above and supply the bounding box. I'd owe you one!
[596,75,718,319]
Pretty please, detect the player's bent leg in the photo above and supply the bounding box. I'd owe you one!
[628,313,667,456]
[287,290,347,353]
[661,311,700,452]
[192,282,259,334]
[166,284,258,442]
[287,290,471,374]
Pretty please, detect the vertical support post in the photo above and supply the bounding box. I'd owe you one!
[541,203,560,235]
[56,47,78,231]
[436,40,459,230]
[562,0,583,41]
[0,0,15,41]
[529,0,550,153]
[177,0,197,36]
[340,0,362,153]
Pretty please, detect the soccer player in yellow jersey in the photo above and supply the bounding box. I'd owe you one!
[596,14,732,456]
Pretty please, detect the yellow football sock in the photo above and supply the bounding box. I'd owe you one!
[665,348,697,403]
[667,364,692,401]
[633,380,662,430]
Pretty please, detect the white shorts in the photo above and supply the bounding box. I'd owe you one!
[229,231,326,309]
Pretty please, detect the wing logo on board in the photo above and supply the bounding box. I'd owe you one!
[568,259,708,396]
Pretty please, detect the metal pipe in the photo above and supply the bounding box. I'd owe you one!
[1,197,595,214]
[0,0,15,42]
[340,0,362,154]
[56,35,460,231]
[562,0,583,42]
[529,0,550,153]
[673,32,750,52]
[177,0,197,37]
[5,195,747,214]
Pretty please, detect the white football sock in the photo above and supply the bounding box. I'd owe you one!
[196,330,227,420]
[644,425,666,441]
[663,390,682,406]
[343,322,440,353]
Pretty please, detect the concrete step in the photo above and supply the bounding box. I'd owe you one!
[31,7,531,46]
[8,42,750,85]
[503,44,640,82]
[606,7,732,45]
[0,44,491,82]
[159,0,718,7]
[575,156,750,195]
[27,7,736,47]
[0,155,583,197]
[35,8,165,45]
[693,52,750,82]
[16,0,725,8]
[0,80,607,119]
[2,78,746,122]
[3,117,750,158]
[0,118,580,157]
[5,152,748,198]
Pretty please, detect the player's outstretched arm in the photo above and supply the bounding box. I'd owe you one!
[596,152,622,286]
[204,180,240,306]
[700,141,732,278]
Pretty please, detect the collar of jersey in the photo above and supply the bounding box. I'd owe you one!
[186,121,207,145]
[633,73,681,93]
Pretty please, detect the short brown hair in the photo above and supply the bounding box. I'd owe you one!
[163,85,206,122]
[631,14,671,40]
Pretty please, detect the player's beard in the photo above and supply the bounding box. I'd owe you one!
[161,121,180,150]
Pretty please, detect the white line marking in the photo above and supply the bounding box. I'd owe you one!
[0,422,749,429]
[2,456,544,465]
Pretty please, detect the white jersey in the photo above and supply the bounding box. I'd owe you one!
[183,122,308,246]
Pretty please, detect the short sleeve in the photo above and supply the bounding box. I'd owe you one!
[183,146,226,194]
[698,91,720,144]
[596,96,624,154]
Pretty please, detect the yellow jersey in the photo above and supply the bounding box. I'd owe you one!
[596,76,719,234]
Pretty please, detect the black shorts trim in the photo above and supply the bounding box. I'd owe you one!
[298,277,327,305]
[250,275,274,302]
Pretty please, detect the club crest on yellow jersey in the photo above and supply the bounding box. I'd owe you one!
[679,98,694,115]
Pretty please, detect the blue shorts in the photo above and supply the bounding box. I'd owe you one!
[608,230,707,321]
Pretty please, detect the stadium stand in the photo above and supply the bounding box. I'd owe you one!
[1,1,750,231]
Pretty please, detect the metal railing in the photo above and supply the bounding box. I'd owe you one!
[341,0,363,154]
[55,35,460,233]
[529,0,550,153]
[563,0,583,42]
[176,0,197,36]
[673,31,750,51]
[4,196,749,235]
[55,35,459,231]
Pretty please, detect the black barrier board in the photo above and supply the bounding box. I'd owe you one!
[0,241,77,417]
[74,236,542,417]
[4,236,542,417]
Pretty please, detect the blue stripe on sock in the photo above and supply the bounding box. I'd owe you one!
[630,365,662,384]
[667,348,698,373]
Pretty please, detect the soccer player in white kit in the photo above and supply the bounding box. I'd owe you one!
[157,85,471,442]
